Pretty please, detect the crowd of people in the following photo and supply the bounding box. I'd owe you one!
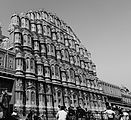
[56,105,131,120]
[0,89,131,120]
[56,105,93,120]
[0,104,131,120]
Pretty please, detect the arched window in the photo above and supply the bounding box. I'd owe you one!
[30,58,34,70]
[80,75,83,85]
[52,32,57,41]
[0,55,4,67]
[75,44,79,52]
[57,90,62,105]
[69,39,73,48]
[74,56,77,65]
[57,32,60,42]
[73,93,78,108]
[15,33,21,44]
[37,24,42,34]
[47,26,51,37]
[26,58,30,71]
[36,12,40,20]
[49,14,53,23]
[51,65,55,76]
[11,15,20,26]
[50,44,54,53]
[44,67,50,77]
[83,74,86,86]
[81,61,85,68]
[65,39,69,47]
[28,34,32,47]
[70,69,74,82]
[70,56,74,64]
[61,72,66,81]
[21,18,26,28]
[57,19,61,28]
[44,12,48,21]
[30,12,35,20]
[80,48,83,55]
[65,50,69,61]
[77,56,80,66]
[76,76,80,86]
[43,26,47,36]
[31,23,36,32]
[34,42,37,50]
[57,51,61,59]
[66,69,70,82]
[72,40,75,48]
[61,49,65,60]
[47,44,50,53]
[55,65,59,77]
[26,19,30,29]
[23,34,28,46]
[41,44,46,53]
[60,32,64,43]
[31,91,36,105]
[26,91,29,101]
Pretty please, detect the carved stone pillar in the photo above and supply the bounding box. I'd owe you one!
[14,78,24,116]
[38,82,45,116]
[64,88,70,109]
[25,80,37,114]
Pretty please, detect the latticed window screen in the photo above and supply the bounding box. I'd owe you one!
[9,57,14,69]
[0,55,4,67]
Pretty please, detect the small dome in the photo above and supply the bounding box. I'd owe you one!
[20,12,26,18]
[51,26,56,32]
[36,19,42,24]
[16,52,23,58]
[14,28,21,33]
[30,20,36,24]
[27,10,33,13]
[60,66,65,71]
[32,33,38,40]
[11,13,18,18]
[56,45,60,50]
[44,60,49,66]
[36,57,42,64]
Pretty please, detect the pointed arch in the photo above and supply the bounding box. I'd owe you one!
[47,25,51,37]
[57,32,61,42]
[50,43,55,55]
[61,49,65,61]
[77,55,80,66]
[70,68,75,82]
[47,44,50,53]
[65,49,69,61]
[51,65,55,78]
[55,64,60,77]
[66,69,70,82]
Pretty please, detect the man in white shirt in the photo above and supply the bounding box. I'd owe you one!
[56,106,67,120]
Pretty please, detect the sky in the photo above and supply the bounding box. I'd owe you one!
[0,0,131,90]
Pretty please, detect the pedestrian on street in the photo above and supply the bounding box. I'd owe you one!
[0,89,10,119]
[56,106,67,120]
[104,106,115,120]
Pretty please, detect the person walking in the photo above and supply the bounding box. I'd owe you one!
[120,111,129,120]
[104,106,115,120]
[56,106,67,120]
[0,88,10,118]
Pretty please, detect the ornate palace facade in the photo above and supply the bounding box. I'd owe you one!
[0,9,106,119]
[0,9,130,119]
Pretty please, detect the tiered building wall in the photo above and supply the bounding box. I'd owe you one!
[100,80,131,110]
[0,9,130,119]
[5,10,106,118]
